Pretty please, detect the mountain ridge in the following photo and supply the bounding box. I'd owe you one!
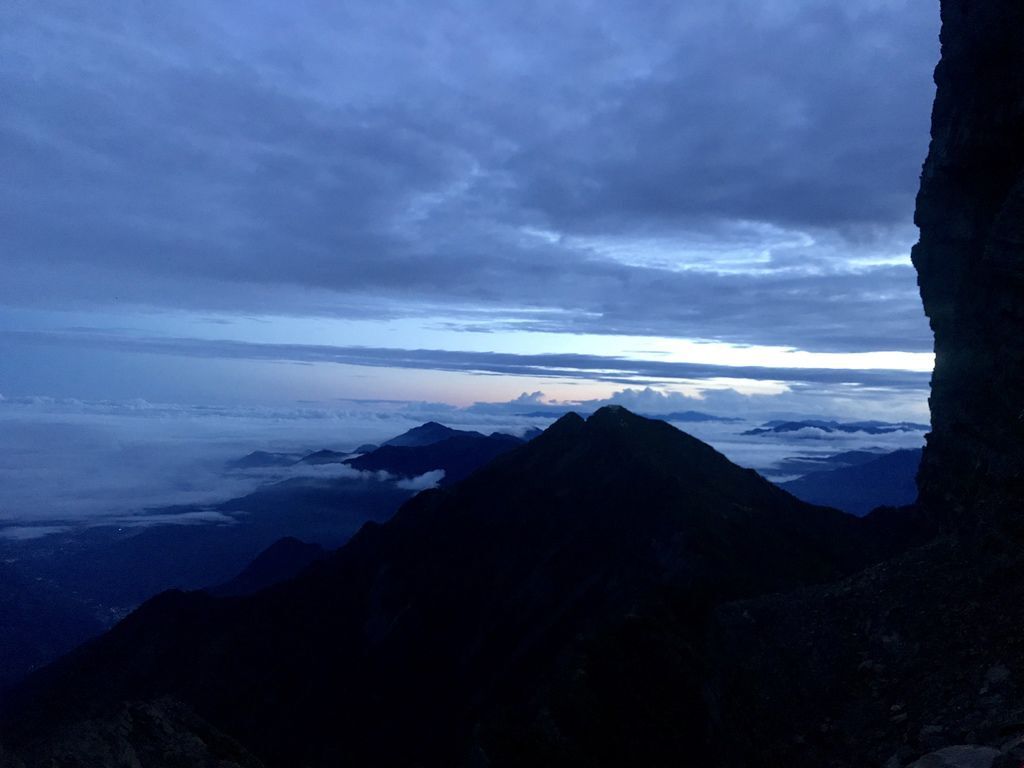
[381,421,484,448]
[345,431,524,485]
[207,537,328,597]
[1,407,917,767]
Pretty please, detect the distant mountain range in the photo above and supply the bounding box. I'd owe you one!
[380,421,483,447]
[231,422,533,474]
[278,422,534,486]
[743,419,929,436]
[346,432,525,485]
[779,448,923,516]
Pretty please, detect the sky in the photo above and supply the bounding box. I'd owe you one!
[1,1,941,423]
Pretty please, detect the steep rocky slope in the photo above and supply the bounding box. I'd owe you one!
[711,533,1024,767]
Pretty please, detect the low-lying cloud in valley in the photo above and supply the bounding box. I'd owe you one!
[0,388,927,537]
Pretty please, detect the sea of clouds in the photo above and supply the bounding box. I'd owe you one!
[0,389,928,538]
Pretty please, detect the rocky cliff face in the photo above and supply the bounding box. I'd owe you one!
[912,0,1024,528]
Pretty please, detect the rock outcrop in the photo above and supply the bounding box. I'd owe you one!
[911,0,1024,529]
[0,699,262,768]
[909,745,1001,768]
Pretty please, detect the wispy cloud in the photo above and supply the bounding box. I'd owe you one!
[397,470,446,491]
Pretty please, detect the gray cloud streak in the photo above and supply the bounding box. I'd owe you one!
[1,330,931,391]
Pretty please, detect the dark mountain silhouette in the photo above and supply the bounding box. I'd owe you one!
[382,421,484,448]
[354,443,379,453]
[779,448,922,516]
[0,408,918,767]
[743,419,928,437]
[208,537,329,597]
[345,431,524,485]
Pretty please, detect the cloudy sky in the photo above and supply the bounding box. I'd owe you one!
[1,1,940,418]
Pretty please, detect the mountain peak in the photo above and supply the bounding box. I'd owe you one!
[522,407,721,481]
[588,404,627,418]
[532,410,586,441]
[382,421,482,448]
[550,410,586,427]
[586,404,646,427]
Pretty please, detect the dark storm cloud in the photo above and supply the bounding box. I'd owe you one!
[0,1,938,352]
[1,329,931,391]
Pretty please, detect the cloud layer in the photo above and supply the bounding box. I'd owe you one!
[1,1,938,354]
[0,390,926,534]
[2,329,931,390]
